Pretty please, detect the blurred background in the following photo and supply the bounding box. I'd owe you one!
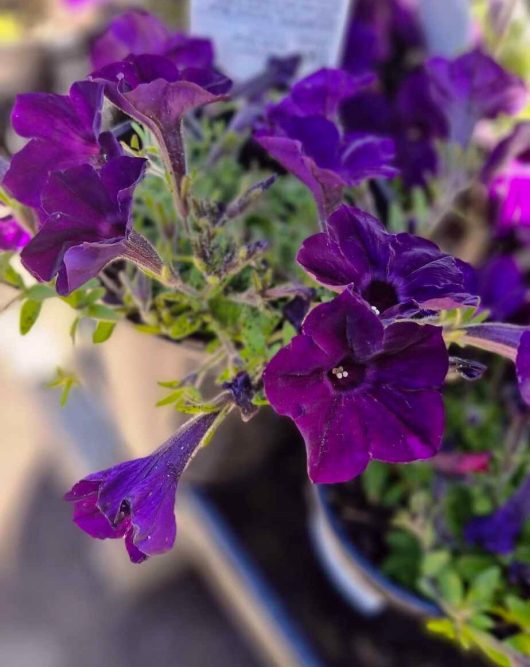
[0,1,497,666]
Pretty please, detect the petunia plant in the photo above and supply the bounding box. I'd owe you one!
[2,6,530,665]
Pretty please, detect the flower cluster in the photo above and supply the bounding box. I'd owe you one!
[2,11,530,661]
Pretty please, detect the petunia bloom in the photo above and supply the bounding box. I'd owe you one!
[255,68,396,219]
[2,81,118,211]
[465,475,530,554]
[0,213,30,251]
[297,204,474,317]
[263,289,448,483]
[92,54,230,207]
[20,155,146,295]
[65,412,218,562]
[471,256,527,322]
[91,9,214,71]
[427,48,527,147]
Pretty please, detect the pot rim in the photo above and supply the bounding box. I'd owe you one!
[311,484,442,618]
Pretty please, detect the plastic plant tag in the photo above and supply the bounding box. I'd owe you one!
[190,0,353,80]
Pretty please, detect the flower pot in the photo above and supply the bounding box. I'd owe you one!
[309,484,441,618]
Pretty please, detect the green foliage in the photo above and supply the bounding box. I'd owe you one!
[19,299,42,334]
[46,367,80,407]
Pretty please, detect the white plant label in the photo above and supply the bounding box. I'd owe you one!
[190,0,353,81]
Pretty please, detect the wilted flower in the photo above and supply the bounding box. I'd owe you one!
[263,289,448,483]
[427,48,527,147]
[21,155,146,295]
[297,204,474,316]
[65,412,218,562]
[465,475,530,554]
[3,81,117,211]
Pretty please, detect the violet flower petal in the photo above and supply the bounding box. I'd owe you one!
[65,413,218,562]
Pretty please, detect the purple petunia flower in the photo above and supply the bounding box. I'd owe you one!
[91,9,214,72]
[65,412,218,562]
[472,256,527,322]
[2,81,118,211]
[0,214,30,251]
[263,289,448,483]
[20,155,146,295]
[255,68,396,219]
[92,55,230,202]
[427,48,527,147]
[297,204,474,317]
[268,68,374,123]
[465,475,530,554]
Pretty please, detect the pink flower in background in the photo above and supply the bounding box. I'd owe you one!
[0,214,30,251]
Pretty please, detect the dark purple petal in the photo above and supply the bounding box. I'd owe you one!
[378,322,449,388]
[262,334,334,418]
[65,413,218,562]
[264,292,448,483]
[516,331,530,405]
[58,241,126,295]
[427,49,527,146]
[122,78,228,128]
[3,140,84,209]
[306,393,371,483]
[474,256,527,321]
[20,156,146,293]
[360,386,444,462]
[11,80,103,146]
[465,476,530,554]
[462,323,526,361]
[90,9,172,69]
[302,288,384,361]
[287,68,374,118]
[3,81,108,210]
[339,133,397,183]
[297,205,386,288]
[297,204,471,315]
[255,134,344,219]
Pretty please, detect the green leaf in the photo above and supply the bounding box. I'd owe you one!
[456,555,497,581]
[25,284,56,301]
[362,461,391,504]
[167,313,201,340]
[46,367,79,407]
[85,304,120,321]
[19,299,42,335]
[462,626,511,667]
[92,321,116,344]
[506,632,530,655]
[438,569,464,607]
[156,386,218,414]
[426,618,457,640]
[506,596,530,630]
[466,567,501,607]
[469,613,494,631]
[422,550,450,577]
